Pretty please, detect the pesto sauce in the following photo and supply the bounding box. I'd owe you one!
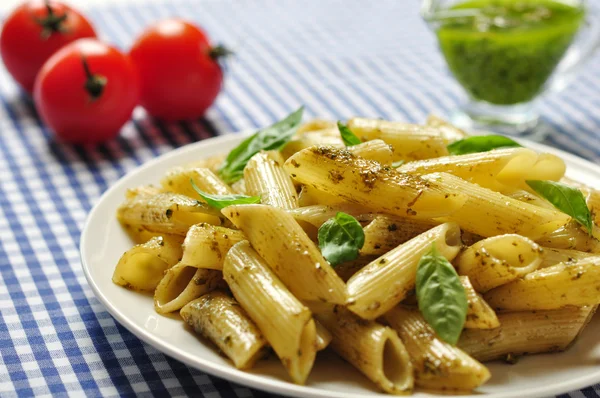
[437,0,585,105]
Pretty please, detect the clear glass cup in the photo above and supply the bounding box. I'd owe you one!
[422,0,600,137]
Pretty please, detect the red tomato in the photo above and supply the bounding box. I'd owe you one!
[0,0,96,93]
[129,19,227,121]
[34,39,140,144]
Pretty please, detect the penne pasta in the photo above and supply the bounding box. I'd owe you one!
[161,166,233,198]
[282,130,344,159]
[288,204,374,228]
[361,215,440,256]
[120,222,161,244]
[348,139,394,165]
[455,234,543,292]
[180,223,246,270]
[535,221,600,253]
[484,256,600,311]
[296,119,337,135]
[285,147,467,219]
[422,172,570,239]
[425,115,467,143]
[297,185,348,207]
[347,118,448,161]
[383,306,490,391]
[244,151,299,209]
[460,276,500,329]
[399,148,565,194]
[458,306,597,362]
[117,191,223,236]
[347,223,462,320]
[540,247,593,268]
[181,291,268,369]
[315,320,333,351]
[154,263,223,314]
[317,306,414,395]
[223,241,317,384]
[112,235,184,292]
[223,204,347,305]
[184,153,227,173]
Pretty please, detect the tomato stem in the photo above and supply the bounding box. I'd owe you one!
[81,56,107,101]
[35,0,69,39]
[209,45,234,60]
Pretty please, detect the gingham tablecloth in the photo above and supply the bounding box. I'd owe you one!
[1,0,600,397]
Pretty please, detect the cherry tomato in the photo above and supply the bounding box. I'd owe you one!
[0,0,96,93]
[129,19,228,121]
[34,39,140,144]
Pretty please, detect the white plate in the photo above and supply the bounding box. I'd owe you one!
[81,133,600,398]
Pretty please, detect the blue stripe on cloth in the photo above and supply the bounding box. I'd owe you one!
[1,0,600,397]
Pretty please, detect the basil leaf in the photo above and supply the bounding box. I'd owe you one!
[337,121,361,146]
[447,135,521,155]
[191,179,260,210]
[318,212,365,267]
[391,160,405,168]
[526,180,593,234]
[218,107,304,184]
[416,243,467,345]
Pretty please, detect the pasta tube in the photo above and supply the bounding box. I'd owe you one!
[244,151,299,209]
[180,291,268,369]
[361,215,439,256]
[120,222,160,244]
[399,148,565,194]
[296,119,337,135]
[423,173,570,239]
[456,234,543,292]
[484,256,600,310]
[458,306,596,362]
[180,223,246,270]
[348,139,394,165]
[282,130,343,159]
[184,153,227,173]
[347,118,448,160]
[460,277,500,329]
[112,235,183,292]
[288,204,373,228]
[536,221,600,253]
[284,147,467,219]
[297,185,348,207]
[161,166,233,198]
[426,115,467,143]
[347,223,462,320]
[315,320,332,351]
[383,306,490,391]
[317,306,414,395]
[117,192,222,236]
[223,241,317,384]
[154,263,223,313]
[540,247,593,268]
[223,204,347,305]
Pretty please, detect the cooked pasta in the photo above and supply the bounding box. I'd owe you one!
[284,147,467,219]
[112,114,600,394]
[223,204,347,305]
[224,241,317,384]
[347,118,448,160]
[317,306,414,395]
[458,306,596,362]
[483,256,600,311]
[455,234,543,292]
[346,223,462,320]
[181,291,268,369]
[383,306,490,391]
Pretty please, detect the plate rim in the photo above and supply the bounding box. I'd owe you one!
[80,132,600,398]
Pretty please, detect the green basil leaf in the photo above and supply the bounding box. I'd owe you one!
[526,180,593,234]
[318,212,365,267]
[218,107,304,184]
[416,243,467,345]
[391,160,405,168]
[191,179,260,210]
[447,135,521,155]
[337,121,361,146]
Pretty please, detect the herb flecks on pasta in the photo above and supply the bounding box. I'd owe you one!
[112,114,600,395]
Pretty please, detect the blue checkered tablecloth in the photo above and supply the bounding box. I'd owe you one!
[1,0,600,397]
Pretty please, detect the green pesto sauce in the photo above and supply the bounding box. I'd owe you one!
[437,0,585,105]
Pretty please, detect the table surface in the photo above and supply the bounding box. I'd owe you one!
[2,0,600,397]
